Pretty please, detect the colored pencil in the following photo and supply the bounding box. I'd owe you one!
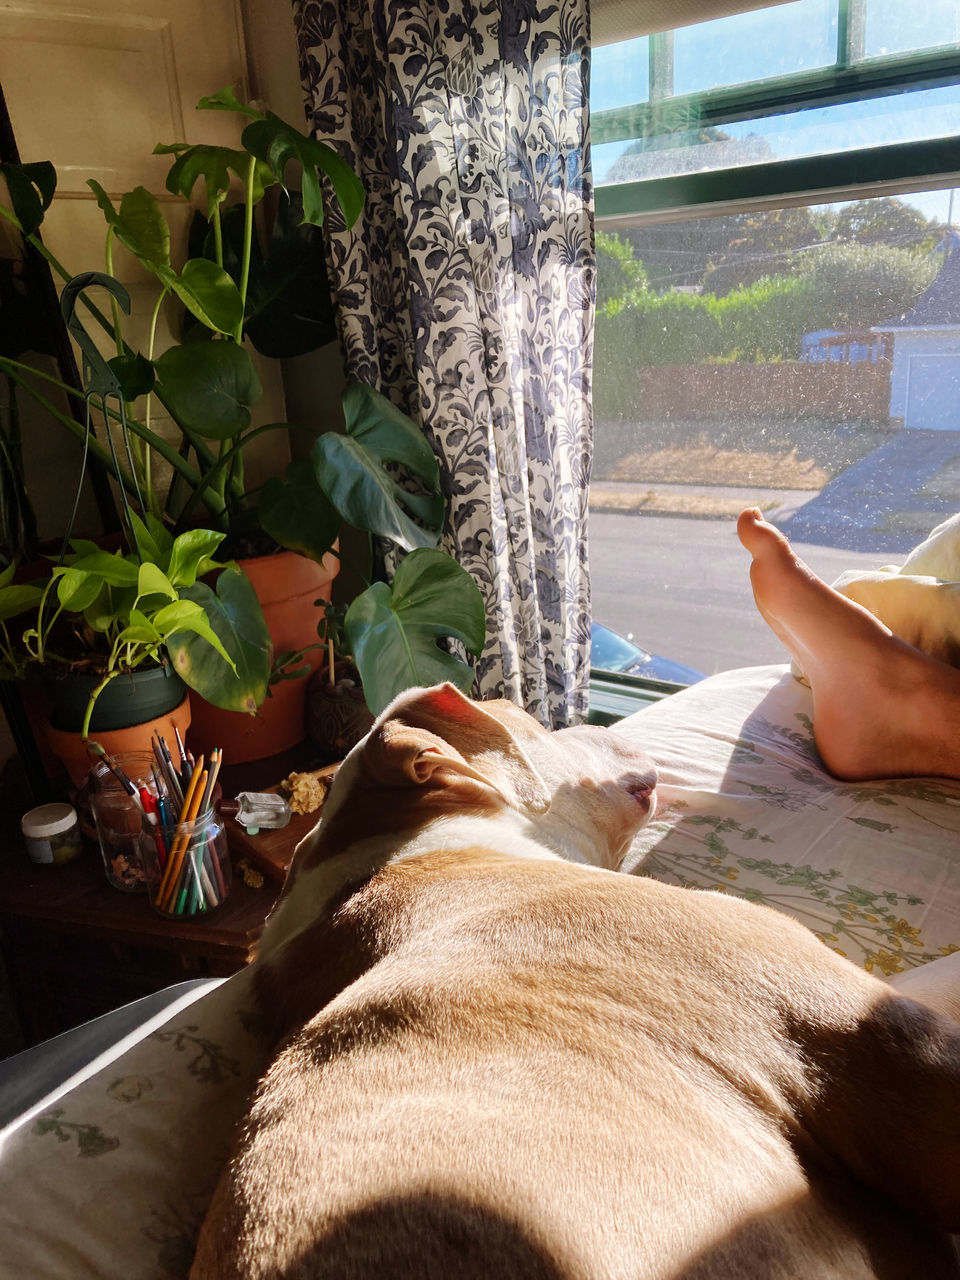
[200,749,227,899]
[156,757,205,912]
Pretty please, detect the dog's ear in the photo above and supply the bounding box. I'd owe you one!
[358,683,552,815]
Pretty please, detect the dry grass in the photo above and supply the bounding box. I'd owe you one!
[594,419,895,490]
[611,442,829,490]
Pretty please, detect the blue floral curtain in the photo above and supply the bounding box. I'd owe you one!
[291,0,595,727]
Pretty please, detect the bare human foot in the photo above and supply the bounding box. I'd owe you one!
[737,508,960,782]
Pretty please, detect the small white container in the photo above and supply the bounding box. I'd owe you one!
[21,802,81,865]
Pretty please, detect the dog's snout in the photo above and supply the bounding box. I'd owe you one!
[624,769,658,809]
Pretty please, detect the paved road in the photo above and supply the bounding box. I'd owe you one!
[589,510,893,676]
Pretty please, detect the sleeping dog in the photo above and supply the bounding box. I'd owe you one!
[192,683,960,1279]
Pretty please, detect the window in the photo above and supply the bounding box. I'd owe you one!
[589,0,960,684]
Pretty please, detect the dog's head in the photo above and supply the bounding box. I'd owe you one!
[256,682,657,994]
[290,683,657,880]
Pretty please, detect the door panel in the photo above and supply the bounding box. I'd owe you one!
[0,0,288,541]
[906,353,960,431]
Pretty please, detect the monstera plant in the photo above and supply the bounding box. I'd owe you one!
[0,88,486,721]
[260,380,486,716]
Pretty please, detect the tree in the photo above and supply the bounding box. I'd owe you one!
[604,123,772,187]
[701,207,822,296]
[831,197,934,249]
[797,242,938,329]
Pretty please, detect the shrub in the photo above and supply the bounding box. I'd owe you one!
[596,230,649,316]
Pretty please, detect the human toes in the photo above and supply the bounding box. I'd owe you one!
[737,507,788,558]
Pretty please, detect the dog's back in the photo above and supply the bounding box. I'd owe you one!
[194,849,960,1279]
[192,685,960,1279]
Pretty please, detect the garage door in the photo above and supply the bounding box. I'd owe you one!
[905,353,960,430]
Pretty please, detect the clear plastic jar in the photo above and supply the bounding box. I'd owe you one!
[140,808,232,919]
[21,802,81,865]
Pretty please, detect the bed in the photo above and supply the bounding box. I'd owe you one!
[0,662,958,1278]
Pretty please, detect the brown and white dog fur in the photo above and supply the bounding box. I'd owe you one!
[192,683,960,1280]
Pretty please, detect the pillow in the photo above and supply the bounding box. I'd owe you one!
[613,664,960,975]
[0,970,268,1279]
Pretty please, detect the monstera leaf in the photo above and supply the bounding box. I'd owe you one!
[313,383,444,552]
[155,141,274,217]
[0,161,56,236]
[241,112,365,229]
[258,459,341,563]
[344,548,485,716]
[165,565,271,713]
[153,342,262,439]
[87,182,171,269]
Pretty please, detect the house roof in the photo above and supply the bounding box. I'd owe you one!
[877,230,960,331]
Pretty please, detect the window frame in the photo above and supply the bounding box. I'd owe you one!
[587,1,960,709]
[593,0,960,224]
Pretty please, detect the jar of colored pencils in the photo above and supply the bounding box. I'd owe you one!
[143,807,231,919]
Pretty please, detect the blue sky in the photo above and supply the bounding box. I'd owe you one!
[591,0,960,223]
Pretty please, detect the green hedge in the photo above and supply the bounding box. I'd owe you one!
[594,242,938,420]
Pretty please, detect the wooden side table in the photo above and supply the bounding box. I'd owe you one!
[0,836,282,1052]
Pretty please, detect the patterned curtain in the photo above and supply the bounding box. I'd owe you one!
[291,0,595,727]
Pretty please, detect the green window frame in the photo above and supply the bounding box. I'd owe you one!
[593,0,960,223]
[587,0,960,716]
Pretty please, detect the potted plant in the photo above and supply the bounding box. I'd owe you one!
[0,515,271,782]
[0,88,486,762]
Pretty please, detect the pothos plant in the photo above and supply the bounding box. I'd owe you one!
[0,87,487,719]
[0,521,261,737]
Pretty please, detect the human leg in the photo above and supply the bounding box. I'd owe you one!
[737,508,960,782]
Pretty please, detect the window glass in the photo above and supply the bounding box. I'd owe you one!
[595,84,960,188]
[865,0,960,59]
[590,188,960,678]
[591,35,648,113]
[588,6,960,682]
[673,0,837,96]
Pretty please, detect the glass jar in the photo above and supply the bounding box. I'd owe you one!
[141,808,232,919]
[88,753,159,892]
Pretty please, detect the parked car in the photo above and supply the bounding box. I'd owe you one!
[590,622,704,685]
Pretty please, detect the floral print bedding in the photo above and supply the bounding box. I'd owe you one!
[615,664,960,973]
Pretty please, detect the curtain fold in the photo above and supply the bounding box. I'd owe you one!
[292,0,595,727]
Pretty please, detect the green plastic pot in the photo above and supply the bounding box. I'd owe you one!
[45,665,188,733]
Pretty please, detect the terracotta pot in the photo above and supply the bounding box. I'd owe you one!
[43,694,193,790]
[187,549,339,764]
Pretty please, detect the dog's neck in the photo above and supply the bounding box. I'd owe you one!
[256,806,580,966]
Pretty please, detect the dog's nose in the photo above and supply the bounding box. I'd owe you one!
[624,769,658,809]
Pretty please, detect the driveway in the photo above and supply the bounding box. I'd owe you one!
[778,428,960,554]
